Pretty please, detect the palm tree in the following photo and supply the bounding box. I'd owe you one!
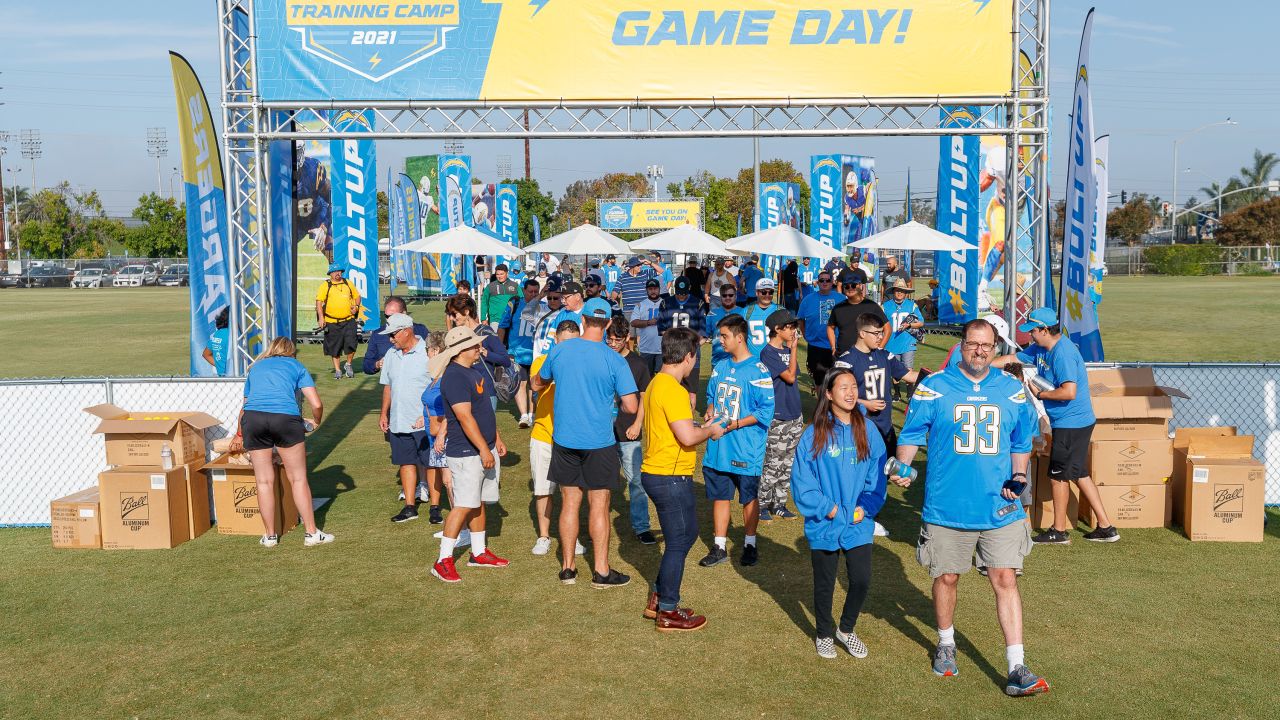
[1236,150,1278,206]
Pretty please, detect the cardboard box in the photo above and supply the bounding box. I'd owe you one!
[84,404,220,467]
[180,461,211,541]
[1080,483,1171,528]
[1171,426,1238,527]
[99,467,191,550]
[205,454,300,536]
[1089,438,1173,486]
[1184,436,1264,542]
[51,487,101,549]
[1087,368,1187,441]
[1031,458,1080,529]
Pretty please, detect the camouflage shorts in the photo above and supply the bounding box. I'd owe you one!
[759,418,804,508]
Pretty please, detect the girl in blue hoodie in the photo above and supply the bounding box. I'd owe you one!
[790,367,888,659]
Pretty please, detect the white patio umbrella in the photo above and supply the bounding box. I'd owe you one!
[523,223,631,256]
[399,225,526,257]
[850,220,978,252]
[725,224,844,260]
[629,224,737,255]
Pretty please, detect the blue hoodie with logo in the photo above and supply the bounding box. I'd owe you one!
[790,418,887,551]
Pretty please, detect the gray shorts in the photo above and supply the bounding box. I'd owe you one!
[915,521,1032,578]
[445,449,501,508]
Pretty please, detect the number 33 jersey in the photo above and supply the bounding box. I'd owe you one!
[703,356,776,476]
[899,368,1036,530]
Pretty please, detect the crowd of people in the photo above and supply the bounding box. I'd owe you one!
[232,247,1127,698]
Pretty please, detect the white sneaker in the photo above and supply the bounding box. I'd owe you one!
[873,521,889,538]
[259,534,279,548]
[532,536,552,555]
[518,413,532,429]
[416,482,431,503]
[432,529,472,548]
[304,529,334,547]
[575,540,586,556]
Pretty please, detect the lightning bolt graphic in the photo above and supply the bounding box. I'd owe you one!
[973,0,992,13]
[529,0,550,17]
[369,52,382,69]
[948,288,968,316]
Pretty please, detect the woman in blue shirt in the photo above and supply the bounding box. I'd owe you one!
[791,368,887,660]
[229,338,333,548]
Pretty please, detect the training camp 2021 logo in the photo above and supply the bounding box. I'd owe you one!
[285,1,462,82]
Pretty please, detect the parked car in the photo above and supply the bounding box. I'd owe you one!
[113,264,158,287]
[0,270,24,288]
[72,267,107,288]
[14,265,74,288]
[157,264,189,287]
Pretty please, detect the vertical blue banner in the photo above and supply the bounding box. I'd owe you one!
[496,183,519,268]
[268,130,293,339]
[758,182,800,276]
[439,155,471,292]
[935,107,981,324]
[810,155,843,251]
[329,110,379,331]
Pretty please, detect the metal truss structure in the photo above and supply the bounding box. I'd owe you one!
[217,0,1051,374]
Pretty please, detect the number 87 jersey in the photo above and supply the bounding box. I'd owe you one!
[898,368,1036,530]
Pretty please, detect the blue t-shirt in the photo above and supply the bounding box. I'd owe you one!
[740,265,764,297]
[833,346,910,434]
[242,356,314,416]
[498,297,538,366]
[705,304,745,365]
[759,343,801,422]
[703,356,776,475]
[882,297,922,355]
[209,327,230,376]
[439,362,497,458]
[1017,336,1095,429]
[420,381,446,449]
[797,290,839,349]
[742,302,781,358]
[655,263,675,289]
[656,294,706,337]
[899,368,1036,530]
[539,338,639,450]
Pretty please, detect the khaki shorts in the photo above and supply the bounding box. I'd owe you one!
[916,521,1032,578]
[445,449,501,509]
[530,438,555,496]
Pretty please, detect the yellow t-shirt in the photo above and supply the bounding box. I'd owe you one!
[315,280,360,321]
[530,356,555,444]
[642,372,697,476]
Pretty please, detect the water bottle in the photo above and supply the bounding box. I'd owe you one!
[883,457,917,482]
[1027,374,1055,394]
[160,445,174,470]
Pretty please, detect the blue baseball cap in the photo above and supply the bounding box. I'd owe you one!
[1017,307,1060,333]
[327,262,345,274]
[582,298,612,319]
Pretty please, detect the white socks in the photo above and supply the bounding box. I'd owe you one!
[438,536,457,562]
[744,535,757,547]
[714,536,727,550]
[938,626,955,647]
[471,531,486,554]
[1006,644,1025,673]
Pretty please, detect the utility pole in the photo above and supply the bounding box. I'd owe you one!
[0,140,8,263]
[147,128,168,197]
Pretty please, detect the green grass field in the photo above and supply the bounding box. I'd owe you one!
[1,277,1277,718]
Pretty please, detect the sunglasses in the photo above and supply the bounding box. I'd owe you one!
[757,290,774,295]
[818,278,833,283]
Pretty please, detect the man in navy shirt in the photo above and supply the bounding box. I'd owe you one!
[757,309,803,520]
[657,276,707,403]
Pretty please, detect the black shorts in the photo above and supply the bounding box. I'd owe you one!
[322,318,358,357]
[518,363,532,384]
[1049,424,1094,481]
[550,443,621,491]
[241,410,306,451]
[806,346,833,388]
[389,431,432,466]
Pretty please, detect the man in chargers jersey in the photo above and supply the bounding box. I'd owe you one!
[890,319,1048,698]
[657,276,707,406]
[742,278,782,358]
[699,314,775,568]
[498,277,544,428]
[705,282,744,367]
[532,279,584,362]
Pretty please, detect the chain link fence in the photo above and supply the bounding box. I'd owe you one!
[1102,244,1280,276]
[0,377,244,526]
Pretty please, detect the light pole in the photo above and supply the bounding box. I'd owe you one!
[1172,118,1235,241]
[169,167,182,200]
[146,128,168,197]
[646,164,663,201]
[19,129,40,192]
[4,166,24,266]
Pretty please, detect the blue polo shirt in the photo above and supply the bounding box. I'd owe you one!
[379,337,432,434]
[1017,336,1095,429]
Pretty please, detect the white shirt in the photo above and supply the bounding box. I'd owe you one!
[543,254,561,274]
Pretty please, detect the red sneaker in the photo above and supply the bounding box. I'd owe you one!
[431,557,461,583]
[467,549,510,568]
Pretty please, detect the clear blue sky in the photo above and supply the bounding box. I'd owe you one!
[1,1,1276,218]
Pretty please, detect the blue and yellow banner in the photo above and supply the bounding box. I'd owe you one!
[598,200,702,232]
[758,181,800,277]
[328,109,380,331]
[934,106,980,324]
[809,155,876,252]
[389,172,422,289]
[253,0,1013,101]
[171,52,231,377]
[440,154,472,292]
[495,183,519,268]
[268,132,294,340]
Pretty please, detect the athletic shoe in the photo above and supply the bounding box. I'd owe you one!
[656,608,707,633]
[435,529,471,548]
[428,506,443,524]
[698,546,729,567]
[932,643,959,677]
[1005,664,1050,697]
[431,557,462,583]
[259,534,279,548]
[1032,529,1071,545]
[774,506,799,520]
[332,370,342,381]
[1083,525,1120,543]
[835,628,868,658]
[558,567,578,585]
[416,482,431,503]
[303,529,335,547]
[343,362,354,378]
[815,637,838,659]
[591,568,631,589]
[575,540,586,555]
[391,505,418,523]
[740,544,759,567]
[532,536,553,555]
[635,531,657,545]
[758,507,775,523]
[467,549,510,568]
[518,413,532,429]
[873,521,890,538]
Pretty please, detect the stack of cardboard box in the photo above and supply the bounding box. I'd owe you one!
[50,405,219,550]
[203,453,300,536]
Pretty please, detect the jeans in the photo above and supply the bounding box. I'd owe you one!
[618,440,650,534]
[641,473,698,611]
[811,544,873,638]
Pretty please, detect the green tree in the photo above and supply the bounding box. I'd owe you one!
[504,177,556,246]
[122,193,187,257]
[376,190,388,237]
[16,182,124,258]
[1236,149,1279,206]
[553,172,651,234]
[1107,194,1158,246]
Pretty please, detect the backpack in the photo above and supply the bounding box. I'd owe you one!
[475,324,521,403]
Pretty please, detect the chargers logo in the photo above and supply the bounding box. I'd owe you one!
[285,1,461,83]
[602,204,630,228]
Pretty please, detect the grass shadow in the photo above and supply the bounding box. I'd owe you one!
[728,529,816,638]
[306,376,378,467]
